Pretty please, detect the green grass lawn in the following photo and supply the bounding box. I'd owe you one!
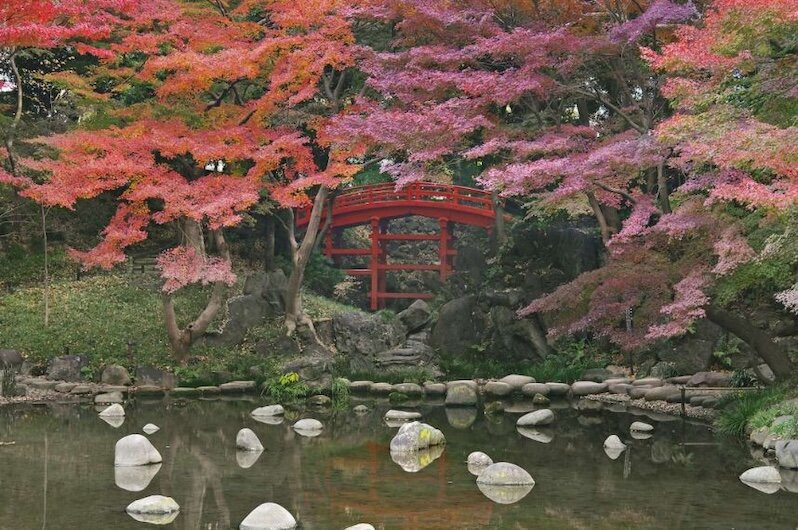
[0,273,360,382]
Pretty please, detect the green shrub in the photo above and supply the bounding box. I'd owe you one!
[715,384,792,437]
[262,372,310,403]
[331,377,350,408]
[1,368,17,397]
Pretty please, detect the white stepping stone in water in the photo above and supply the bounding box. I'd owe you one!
[126,495,179,525]
[251,405,285,418]
[98,403,125,418]
[236,428,264,451]
[115,434,162,467]
[630,421,654,433]
[142,423,160,435]
[740,466,782,494]
[240,502,297,530]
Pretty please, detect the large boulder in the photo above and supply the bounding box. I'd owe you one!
[240,502,297,530]
[430,296,481,357]
[47,355,88,382]
[0,349,23,369]
[115,434,162,466]
[207,294,270,347]
[389,421,445,452]
[516,409,554,427]
[776,440,798,469]
[476,462,535,486]
[243,270,288,313]
[653,320,720,374]
[687,371,732,387]
[396,299,432,333]
[101,364,131,386]
[135,366,176,389]
[333,312,406,372]
[445,383,478,406]
[484,381,513,397]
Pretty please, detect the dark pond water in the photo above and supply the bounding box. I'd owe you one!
[0,396,796,529]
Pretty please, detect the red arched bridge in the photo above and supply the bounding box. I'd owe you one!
[296,182,499,310]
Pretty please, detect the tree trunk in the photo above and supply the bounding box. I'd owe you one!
[657,161,672,214]
[264,215,276,271]
[705,305,793,381]
[491,190,507,253]
[284,185,329,336]
[162,228,231,361]
[586,191,611,245]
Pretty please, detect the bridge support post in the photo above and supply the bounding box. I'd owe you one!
[370,217,380,311]
[438,218,453,282]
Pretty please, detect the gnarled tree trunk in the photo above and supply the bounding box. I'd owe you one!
[706,305,793,381]
[162,226,231,361]
[284,185,329,337]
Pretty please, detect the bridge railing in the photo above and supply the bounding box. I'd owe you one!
[295,182,494,227]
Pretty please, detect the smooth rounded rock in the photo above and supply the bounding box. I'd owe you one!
[126,495,179,525]
[643,385,680,401]
[445,384,478,406]
[521,383,549,396]
[142,423,160,435]
[384,409,422,422]
[740,466,782,494]
[484,381,513,397]
[467,451,493,467]
[609,383,632,395]
[570,381,608,396]
[630,421,654,433]
[101,364,132,386]
[633,377,664,387]
[517,409,554,427]
[499,374,535,389]
[95,391,123,404]
[393,383,423,396]
[369,382,393,394]
[349,380,374,393]
[776,440,798,469]
[603,435,627,460]
[220,380,256,393]
[115,434,162,467]
[99,403,125,418]
[252,405,285,418]
[344,525,375,530]
[240,502,297,530]
[236,428,264,452]
[423,382,447,395]
[544,382,570,396]
[476,462,535,486]
[389,421,445,452]
[446,380,478,391]
[293,418,323,436]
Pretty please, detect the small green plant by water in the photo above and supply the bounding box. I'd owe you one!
[262,372,310,403]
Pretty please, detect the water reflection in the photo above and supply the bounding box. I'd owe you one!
[477,482,534,504]
[390,445,445,472]
[236,449,263,469]
[2,399,798,529]
[115,463,162,491]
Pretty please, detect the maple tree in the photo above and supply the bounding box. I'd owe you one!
[333,0,797,378]
[1,0,362,358]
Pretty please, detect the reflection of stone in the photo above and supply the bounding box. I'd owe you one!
[390,445,445,472]
[651,439,672,464]
[517,427,553,444]
[252,414,284,425]
[577,415,603,427]
[630,431,652,440]
[100,415,125,428]
[126,495,180,525]
[603,435,626,461]
[477,483,533,504]
[236,449,263,469]
[115,464,161,492]
[446,407,477,429]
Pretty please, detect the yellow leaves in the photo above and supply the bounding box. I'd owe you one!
[42,71,110,102]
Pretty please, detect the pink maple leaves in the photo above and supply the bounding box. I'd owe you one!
[157,247,236,294]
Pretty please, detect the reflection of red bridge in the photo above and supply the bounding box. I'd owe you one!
[296,182,499,310]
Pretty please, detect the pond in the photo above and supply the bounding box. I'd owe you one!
[0,396,796,529]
